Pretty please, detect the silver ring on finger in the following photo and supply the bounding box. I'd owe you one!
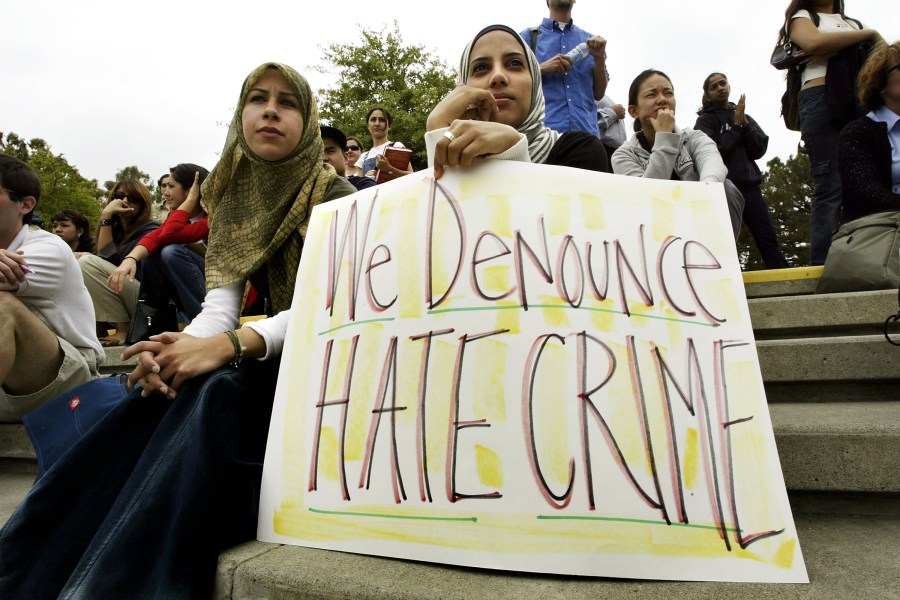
[443,131,455,142]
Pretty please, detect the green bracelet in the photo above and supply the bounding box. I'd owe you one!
[225,330,244,369]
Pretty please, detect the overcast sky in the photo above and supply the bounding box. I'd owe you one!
[2,0,895,186]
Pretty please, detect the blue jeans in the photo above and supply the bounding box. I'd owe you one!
[799,86,843,265]
[0,360,278,599]
[737,182,791,269]
[140,244,206,320]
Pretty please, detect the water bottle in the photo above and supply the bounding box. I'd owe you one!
[565,42,589,65]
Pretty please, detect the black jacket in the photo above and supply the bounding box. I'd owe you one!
[839,116,900,223]
[694,105,768,187]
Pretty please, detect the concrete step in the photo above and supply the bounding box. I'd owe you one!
[0,424,36,474]
[0,473,894,599]
[770,402,900,494]
[4,401,896,505]
[749,289,899,339]
[757,334,900,385]
[212,515,900,599]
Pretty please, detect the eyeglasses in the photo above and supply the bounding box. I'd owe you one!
[888,64,900,75]
[112,191,139,202]
[346,145,361,152]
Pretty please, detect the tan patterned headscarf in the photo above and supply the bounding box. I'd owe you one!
[201,62,337,312]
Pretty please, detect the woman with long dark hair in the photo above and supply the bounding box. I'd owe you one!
[78,179,158,345]
[107,162,210,322]
[779,0,882,263]
[355,106,415,181]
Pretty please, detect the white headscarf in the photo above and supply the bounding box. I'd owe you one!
[458,24,559,163]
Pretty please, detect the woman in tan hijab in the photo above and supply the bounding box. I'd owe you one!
[0,63,355,600]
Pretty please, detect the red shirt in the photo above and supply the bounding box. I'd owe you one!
[138,209,208,255]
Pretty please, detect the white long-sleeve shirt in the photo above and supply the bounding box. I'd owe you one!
[182,282,289,360]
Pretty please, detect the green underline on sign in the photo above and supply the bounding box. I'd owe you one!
[318,318,396,336]
[536,515,740,532]
[428,304,716,328]
[309,508,478,523]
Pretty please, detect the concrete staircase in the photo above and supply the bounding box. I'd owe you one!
[2,268,898,599]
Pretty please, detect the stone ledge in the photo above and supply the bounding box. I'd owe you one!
[216,515,899,599]
[757,335,900,382]
[0,424,32,460]
[769,402,900,492]
[748,289,898,339]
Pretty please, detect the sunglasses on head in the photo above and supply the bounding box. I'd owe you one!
[346,145,361,152]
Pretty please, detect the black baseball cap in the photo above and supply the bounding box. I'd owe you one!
[320,125,348,150]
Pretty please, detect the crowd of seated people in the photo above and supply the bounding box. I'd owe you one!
[1,6,896,594]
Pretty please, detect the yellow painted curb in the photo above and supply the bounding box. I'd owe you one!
[742,266,824,284]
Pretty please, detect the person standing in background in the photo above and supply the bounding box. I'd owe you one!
[696,73,790,268]
[597,94,626,173]
[521,0,609,138]
[779,0,883,264]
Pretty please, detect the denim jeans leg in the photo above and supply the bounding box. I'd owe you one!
[159,244,206,320]
[59,360,279,600]
[799,86,843,265]
[0,392,173,599]
[739,183,790,269]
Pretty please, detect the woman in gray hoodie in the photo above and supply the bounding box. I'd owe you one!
[611,69,744,239]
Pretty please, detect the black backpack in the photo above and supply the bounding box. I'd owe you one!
[528,26,540,52]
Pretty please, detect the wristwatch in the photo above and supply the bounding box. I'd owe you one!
[99,219,113,226]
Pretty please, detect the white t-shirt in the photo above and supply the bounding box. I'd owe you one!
[791,10,862,86]
[355,141,406,177]
[8,226,104,363]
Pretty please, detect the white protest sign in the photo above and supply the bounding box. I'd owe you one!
[258,161,807,583]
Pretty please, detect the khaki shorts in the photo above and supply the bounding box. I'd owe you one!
[0,337,99,423]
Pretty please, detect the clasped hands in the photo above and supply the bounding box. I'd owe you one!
[124,332,230,399]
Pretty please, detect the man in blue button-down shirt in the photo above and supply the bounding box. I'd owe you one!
[521,0,609,137]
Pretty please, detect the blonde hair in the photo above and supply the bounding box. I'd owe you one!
[857,41,900,111]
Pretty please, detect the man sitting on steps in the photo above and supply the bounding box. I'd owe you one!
[0,154,103,422]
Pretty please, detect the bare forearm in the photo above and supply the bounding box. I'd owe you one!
[126,245,150,263]
[593,61,608,101]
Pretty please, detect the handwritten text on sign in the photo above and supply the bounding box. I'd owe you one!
[259,162,807,583]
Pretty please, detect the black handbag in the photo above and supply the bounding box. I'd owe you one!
[771,40,805,71]
[125,301,179,345]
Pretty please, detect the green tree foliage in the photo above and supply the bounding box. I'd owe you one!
[104,165,153,193]
[314,22,457,171]
[0,132,104,228]
[738,152,812,269]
